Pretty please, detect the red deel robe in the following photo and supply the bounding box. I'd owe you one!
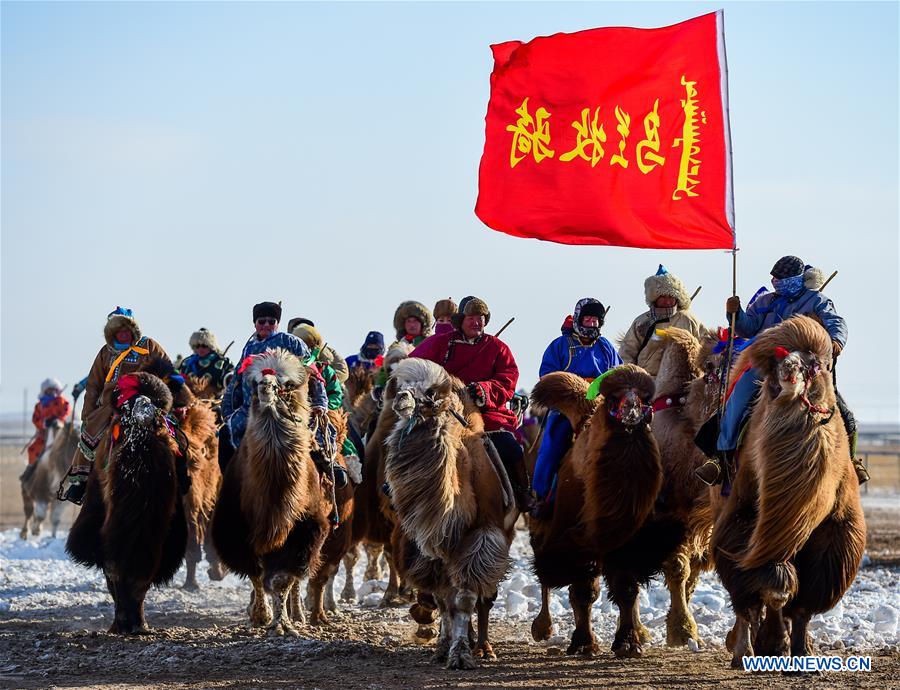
[410,330,519,433]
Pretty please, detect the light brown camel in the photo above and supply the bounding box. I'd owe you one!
[384,358,517,670]
[211,349,330,636]
[21,420,77,539]
[529,365,669,658]
[711,315,866,668]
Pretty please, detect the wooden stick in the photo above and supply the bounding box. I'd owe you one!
[494,317,515,338]
[690,286,702,302]
[819,270,838,292]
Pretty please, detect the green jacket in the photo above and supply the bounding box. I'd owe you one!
[321,363,343,410]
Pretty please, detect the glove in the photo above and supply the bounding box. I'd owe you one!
[466,383,486,407]
[832,340,843,357]
[72,380,86,399]
[311,406,328,421]
[725,296,741,314]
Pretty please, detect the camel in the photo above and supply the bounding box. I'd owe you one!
[529,365,679,658]
[711,316,866,668]
[384,358,517,670]
[21,420,77,539]
[210,349,330,636]
[66,372,188,635]
[348,342,415,607]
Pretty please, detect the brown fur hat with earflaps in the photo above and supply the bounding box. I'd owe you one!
[644,265,692,310]
[291,323,324,352]
[450,296,491,330]
[433,298,457,321]
[189,328,221,354]
[104,307,142,348]
[392,301,434,340]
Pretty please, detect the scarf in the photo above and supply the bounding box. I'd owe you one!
[772,274,804,297]
[649,305,678,320]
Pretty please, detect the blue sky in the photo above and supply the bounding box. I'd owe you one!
[2,1,898,422]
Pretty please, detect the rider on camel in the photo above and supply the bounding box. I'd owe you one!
[177,327,234,397]
[21,379,70,484]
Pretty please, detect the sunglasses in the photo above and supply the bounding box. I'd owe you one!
[255,318,277,326]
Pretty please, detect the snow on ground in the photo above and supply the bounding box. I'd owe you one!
[1,527,897,653]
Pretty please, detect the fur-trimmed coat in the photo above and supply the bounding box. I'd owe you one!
[79,314,170,454]
[619,310,709,378]
[410,330,519,433]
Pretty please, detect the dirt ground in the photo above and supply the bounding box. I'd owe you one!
[2,444,898,689]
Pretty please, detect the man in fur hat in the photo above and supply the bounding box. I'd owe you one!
[221,302,341,483]
[697,255,852,485]
[433,298,457,336]
[345,331,385,371]
[60,307,171,504]
[391,300,433,348]
[532,298,622,515]
[284,317,349,384]
[619,265,710,377]
[177,327,234,397]
[410,296,534,512]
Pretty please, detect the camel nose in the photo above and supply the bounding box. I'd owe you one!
[618,390,644,426]
[392,390,415,417]
[131,396,156,425]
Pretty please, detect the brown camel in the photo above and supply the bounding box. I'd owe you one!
[21,420,77,539]
[66,372,188,635]
[210,349,330,636]
[711,315,866,668]
[384,358,517,670]
[529,365,678,658]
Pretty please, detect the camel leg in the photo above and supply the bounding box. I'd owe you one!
[324,573,338,612]
[755,604,790,657]
[247,575,273,628]
[287,580,305,624]
[445,588,478,670]
[607,572,644,658]
[730,613,755,669]
[664,549,699,646]
[788,612,814,658]
[20,491,34,540]
[432,600,453,664]
[410,590,439,641]
[205,529,227,581]
[32,500,48,537]
[267,573,300,637]
[531,584,554,642]
[379,549,404,607]
[50,498,64,539]
[364,542,385,581]
[183,522,201,591]
[340,545,360,601]
[473,593,498,661]
[566,578,601,657]
[308,564,334,625]
[111,577,151,636]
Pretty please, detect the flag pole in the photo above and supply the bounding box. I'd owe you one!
[719,247,739,412]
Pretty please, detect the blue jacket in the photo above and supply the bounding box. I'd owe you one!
[539,334,622,379]
[733,288,847,347]
[222,331,327,447]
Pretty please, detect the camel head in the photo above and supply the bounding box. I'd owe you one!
[390,358,459,422]
[744,315,835,415]
[111,372,177,453]
[242,349,309,420]
[596,365,655,430]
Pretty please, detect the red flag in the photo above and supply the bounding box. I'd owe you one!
[476,11,734,249]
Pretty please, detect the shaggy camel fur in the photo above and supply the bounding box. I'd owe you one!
[349,342,415,607]
[529,365,680,658]
[711,316,866,668]
[66,373,188,635]
[21,420,77,539]
[170,385,224,589]
[650,327,720,647]
[211,349,330,636]
[385,358,517,670]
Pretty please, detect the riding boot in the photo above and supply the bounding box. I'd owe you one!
[59,465,91,505]
[311,449,349,489]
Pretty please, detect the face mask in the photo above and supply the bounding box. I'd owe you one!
[650,305,677,320]
[772,274,804,297]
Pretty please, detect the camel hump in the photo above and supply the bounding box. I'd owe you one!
[531,372,595,428]
[742,315,833,379]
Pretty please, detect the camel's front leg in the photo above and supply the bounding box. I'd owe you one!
[606,572,644,658]
[247,574,273,627]
[364,542,386,581]
[340,545,360,601]
[380,548,404,607]
[32,500,48,537]
[664,549,700,646]
[183,521,201,591]
[287,579,305,624]
[755,603,790,657]
[267,573,300,637]
[308,565,335,625]
[566,578,601,656]
[473,592,498,660]
[729,612,756,669]
[432,598,453,664]
[445,588,478,670]
[531,584,554,642]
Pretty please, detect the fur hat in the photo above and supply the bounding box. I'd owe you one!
[104,306,142,348]
[286,317,314,333]
[644,265,691,310]
[253,301,282,322]
[433,298,457,320]
[771,256,804,279]
[392,301,434,341]
[291,323,324,351]
[804,265,825,291]
[40,378,63,394]
[189,327,221,354]
[451,296,491,330]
